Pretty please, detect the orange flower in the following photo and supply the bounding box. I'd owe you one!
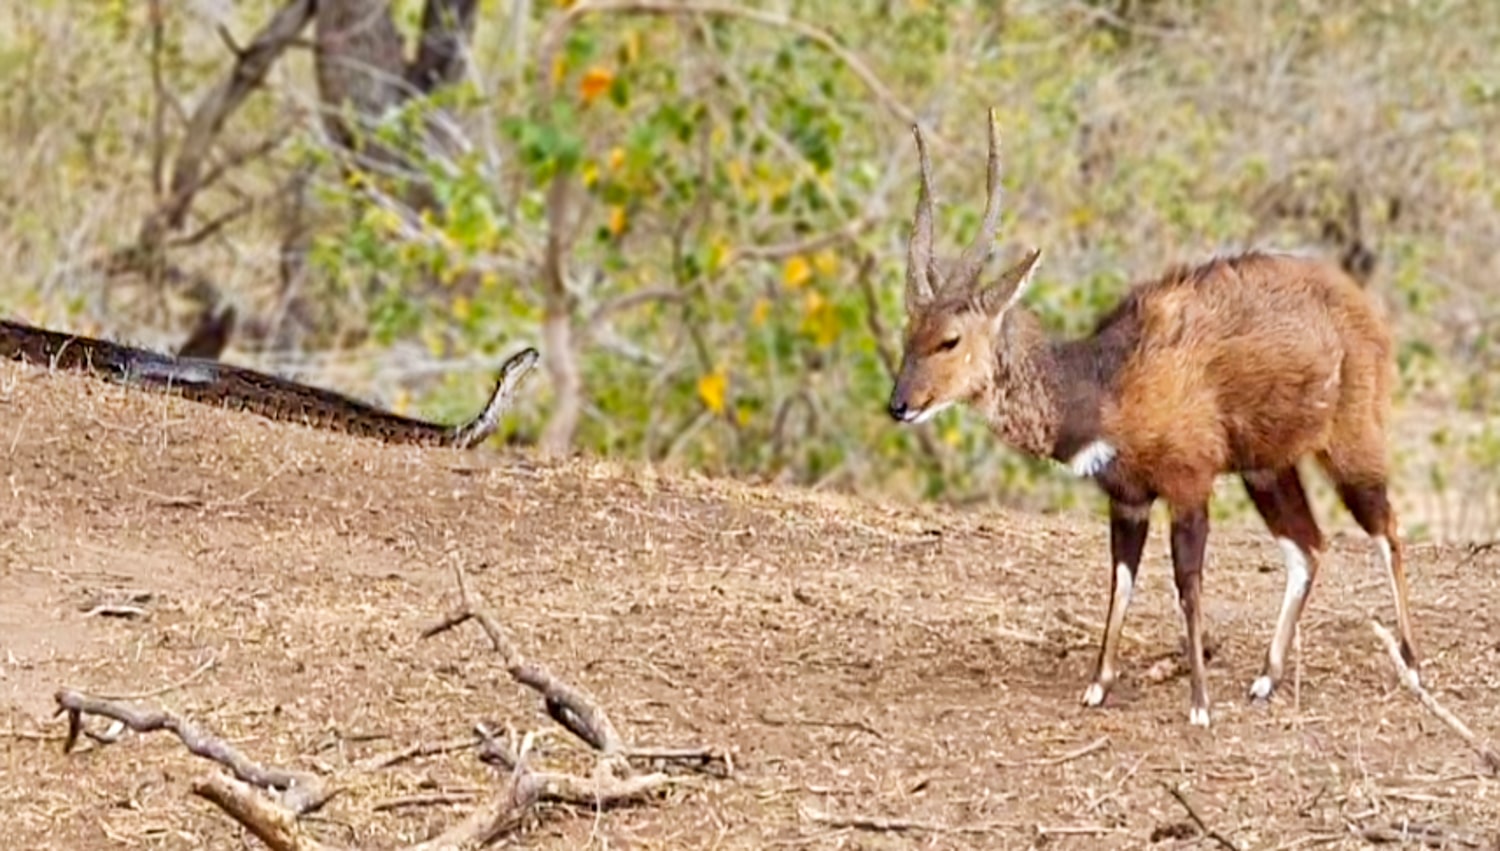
[579,66,614,104]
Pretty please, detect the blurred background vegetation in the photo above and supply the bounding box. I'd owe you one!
[2,0,1497,540]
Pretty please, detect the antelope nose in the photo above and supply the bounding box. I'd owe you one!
[888,398,908,421]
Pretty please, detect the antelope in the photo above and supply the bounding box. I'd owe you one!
[887,109,1420,727]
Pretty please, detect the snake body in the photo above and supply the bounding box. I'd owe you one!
[1,318,539,449]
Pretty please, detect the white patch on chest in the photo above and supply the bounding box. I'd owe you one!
[1066,439,1117,478]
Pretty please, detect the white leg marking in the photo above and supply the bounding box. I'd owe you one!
[1112,561,1135,609]
[1189,706,1211,727]
[1066,439,1117,477]
[905,400,955,425]
[1082,563,1135,708]
[1251,537,1313,702]
[1269,537,1311,667]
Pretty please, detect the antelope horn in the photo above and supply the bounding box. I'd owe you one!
[905,123,938,308]
[952,107,1005,288]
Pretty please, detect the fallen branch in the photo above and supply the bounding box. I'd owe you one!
[421,607,625,756]
[56,563,724,848]
[192,774,335,851]
[54,688,332,815]
[1371,620,1500,774]
[421,562,728,777]
[1163,782,1240,851]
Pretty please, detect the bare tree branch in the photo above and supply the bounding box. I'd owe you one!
[164,0,314,232]
[537,0,935,145]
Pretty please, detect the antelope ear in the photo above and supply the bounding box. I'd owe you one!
[979,247,1042,321]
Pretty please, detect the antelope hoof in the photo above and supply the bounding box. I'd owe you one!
[1188,706,1211,727]
[1248,675,1276,702]
[1081,682,1109,708]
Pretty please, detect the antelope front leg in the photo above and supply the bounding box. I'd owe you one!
[1169,502,1212,727]
[1082,499,1153,708]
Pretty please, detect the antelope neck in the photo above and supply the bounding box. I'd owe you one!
[976,307,1139,467]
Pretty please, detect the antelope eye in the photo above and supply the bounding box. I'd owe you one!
[937,336,960,352]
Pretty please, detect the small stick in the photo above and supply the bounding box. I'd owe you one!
[354,735,479,771]
[370,792,479,812]
[95,654,217,701]
[1370,620,1500,774]
[997,735,1108,767]
[757,709,883,740]
[1350,820,1483,848]
[82,604,150,619]
[802,808,1017,835]
[1163,782,1240,851]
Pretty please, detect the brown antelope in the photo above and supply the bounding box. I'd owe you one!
[887,109,1420,727]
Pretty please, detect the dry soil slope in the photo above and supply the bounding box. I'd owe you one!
[1,360,1497,850]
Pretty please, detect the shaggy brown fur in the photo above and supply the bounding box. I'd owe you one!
[888,110,1419,727]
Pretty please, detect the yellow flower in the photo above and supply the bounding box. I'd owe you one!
[622,29,641,65]
[751,297,771,327]
[607,146,625,171]
[813,249,839,278]
[783,255,812,289]
[579,66,614,104]
[696,366,729,415]
[607,205,628,237]
[800,290,840,348]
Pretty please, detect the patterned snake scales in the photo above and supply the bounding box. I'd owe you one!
[1,318,539,449]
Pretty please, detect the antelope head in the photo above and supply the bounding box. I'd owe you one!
[887,109,1043,425]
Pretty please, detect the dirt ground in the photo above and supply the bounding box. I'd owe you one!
[2,360,1498,851]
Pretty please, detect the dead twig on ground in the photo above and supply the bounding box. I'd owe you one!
[1371,620,1500,774]
[1163,782,1241,851]
[354,735,480,771]
[54,688,333,815]
[94,653,217,701]
[997,735,1110,768]
[756,708,883,741]
[192,774,335,851]
[55,562,724,847]
[1349,819,1485,848]
[370,792,480,812]
[802,807,1018,835]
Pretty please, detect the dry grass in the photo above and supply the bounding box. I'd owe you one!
[2,361,1499,849]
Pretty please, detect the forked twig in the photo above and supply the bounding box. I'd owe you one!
[422,562,728,777]
[1371,620,1500,774]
